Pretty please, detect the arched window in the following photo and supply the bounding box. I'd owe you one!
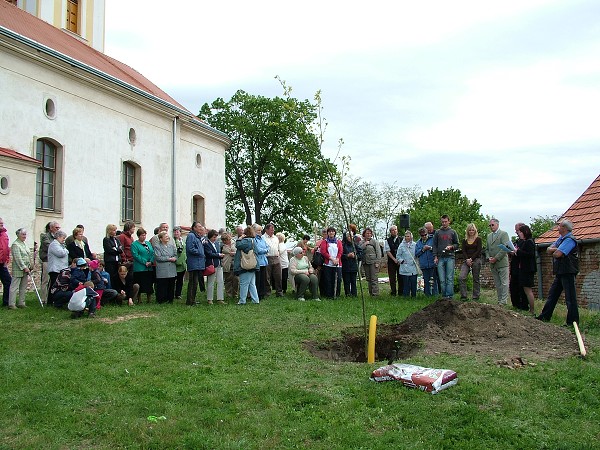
[36,139,62,211]
[192,195,205,225]
[122,161,141,222]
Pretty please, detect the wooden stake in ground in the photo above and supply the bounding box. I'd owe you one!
[573,322,587,357]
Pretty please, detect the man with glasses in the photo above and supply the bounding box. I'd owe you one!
[433,215,459,300]
[486,218,510,305]
[537,220,579,326]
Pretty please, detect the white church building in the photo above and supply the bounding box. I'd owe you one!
[0,0,229,251]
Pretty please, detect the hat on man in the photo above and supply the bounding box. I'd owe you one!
[76,258,87,266]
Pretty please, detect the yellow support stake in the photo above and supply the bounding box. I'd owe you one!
[368,315,377,363]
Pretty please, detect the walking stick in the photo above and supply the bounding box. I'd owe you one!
[28,273,44,307]
[29,242,44,307]
[333,265,338,298]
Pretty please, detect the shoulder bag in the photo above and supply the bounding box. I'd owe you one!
[241,241,257,270]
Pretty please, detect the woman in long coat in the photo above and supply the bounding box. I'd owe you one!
[153,231,177,303]
[8,228,31,309]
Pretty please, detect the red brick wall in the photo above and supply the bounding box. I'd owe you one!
[536,241,600,311]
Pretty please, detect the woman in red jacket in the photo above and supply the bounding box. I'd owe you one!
[319,227,343,298]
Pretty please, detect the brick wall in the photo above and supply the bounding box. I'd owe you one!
[537,241,600,311]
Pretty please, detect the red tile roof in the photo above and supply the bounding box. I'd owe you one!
[0,1,188,112]
[0,147,41,164]
[537,174,600,244]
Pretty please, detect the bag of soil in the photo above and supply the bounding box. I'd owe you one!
[370,363,457,394]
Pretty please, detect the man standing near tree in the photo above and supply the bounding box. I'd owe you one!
[487,218,511,305]
[384,225,403,296]
[264,223,283,297]
[433,215,459,300]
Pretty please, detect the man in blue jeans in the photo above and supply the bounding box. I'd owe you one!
[433,215,459,300]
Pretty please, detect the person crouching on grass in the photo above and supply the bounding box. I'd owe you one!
[68,281,99,319]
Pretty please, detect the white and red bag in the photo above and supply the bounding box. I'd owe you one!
[370,363,458,394]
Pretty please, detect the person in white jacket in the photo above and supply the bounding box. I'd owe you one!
[396,231,419,297]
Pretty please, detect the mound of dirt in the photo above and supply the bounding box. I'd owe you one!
[304,299,581,363]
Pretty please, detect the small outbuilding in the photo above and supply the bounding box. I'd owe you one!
[536,174,600,310]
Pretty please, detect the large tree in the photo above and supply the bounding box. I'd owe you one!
[198,90,336,232]
[402,187,488,239]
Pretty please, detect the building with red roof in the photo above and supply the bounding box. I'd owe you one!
[535,174,600,310]
[0,1,229,251]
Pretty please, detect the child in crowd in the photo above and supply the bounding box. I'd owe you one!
[68,281,99,319]
[69,258,89,290]
[88,259,118,308]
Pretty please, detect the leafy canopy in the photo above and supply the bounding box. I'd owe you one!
[198,89,336,233]
[529,214,558,239]
[402,187,488,240]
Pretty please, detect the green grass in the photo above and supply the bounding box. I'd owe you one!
[1,284,599,449]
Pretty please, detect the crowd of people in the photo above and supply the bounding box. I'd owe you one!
[0,215,580,326]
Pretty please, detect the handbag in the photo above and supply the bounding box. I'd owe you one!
[240,246,257,270]
[311,251,324,269]
[203,264,215,276]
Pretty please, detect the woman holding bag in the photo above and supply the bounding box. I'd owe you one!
[233,226,260,305]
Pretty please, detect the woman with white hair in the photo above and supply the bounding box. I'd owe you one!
[47,229,69,301]
[396,230,418,297]
[289,247,320,301]
[8,228,31,309]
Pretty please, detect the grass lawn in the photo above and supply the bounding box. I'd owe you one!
[1,282,599,449]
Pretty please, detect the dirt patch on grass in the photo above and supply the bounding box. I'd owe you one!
[304,299,581,363]
[99,313,156,324]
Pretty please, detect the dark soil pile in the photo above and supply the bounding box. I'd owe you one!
[304,299,581,363]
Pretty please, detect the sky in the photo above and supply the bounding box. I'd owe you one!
[104,0,600,236]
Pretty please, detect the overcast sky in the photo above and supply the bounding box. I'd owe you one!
[105,0,600,235]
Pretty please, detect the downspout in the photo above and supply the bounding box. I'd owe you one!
[535,244,544,299]
[172,116,178,228]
